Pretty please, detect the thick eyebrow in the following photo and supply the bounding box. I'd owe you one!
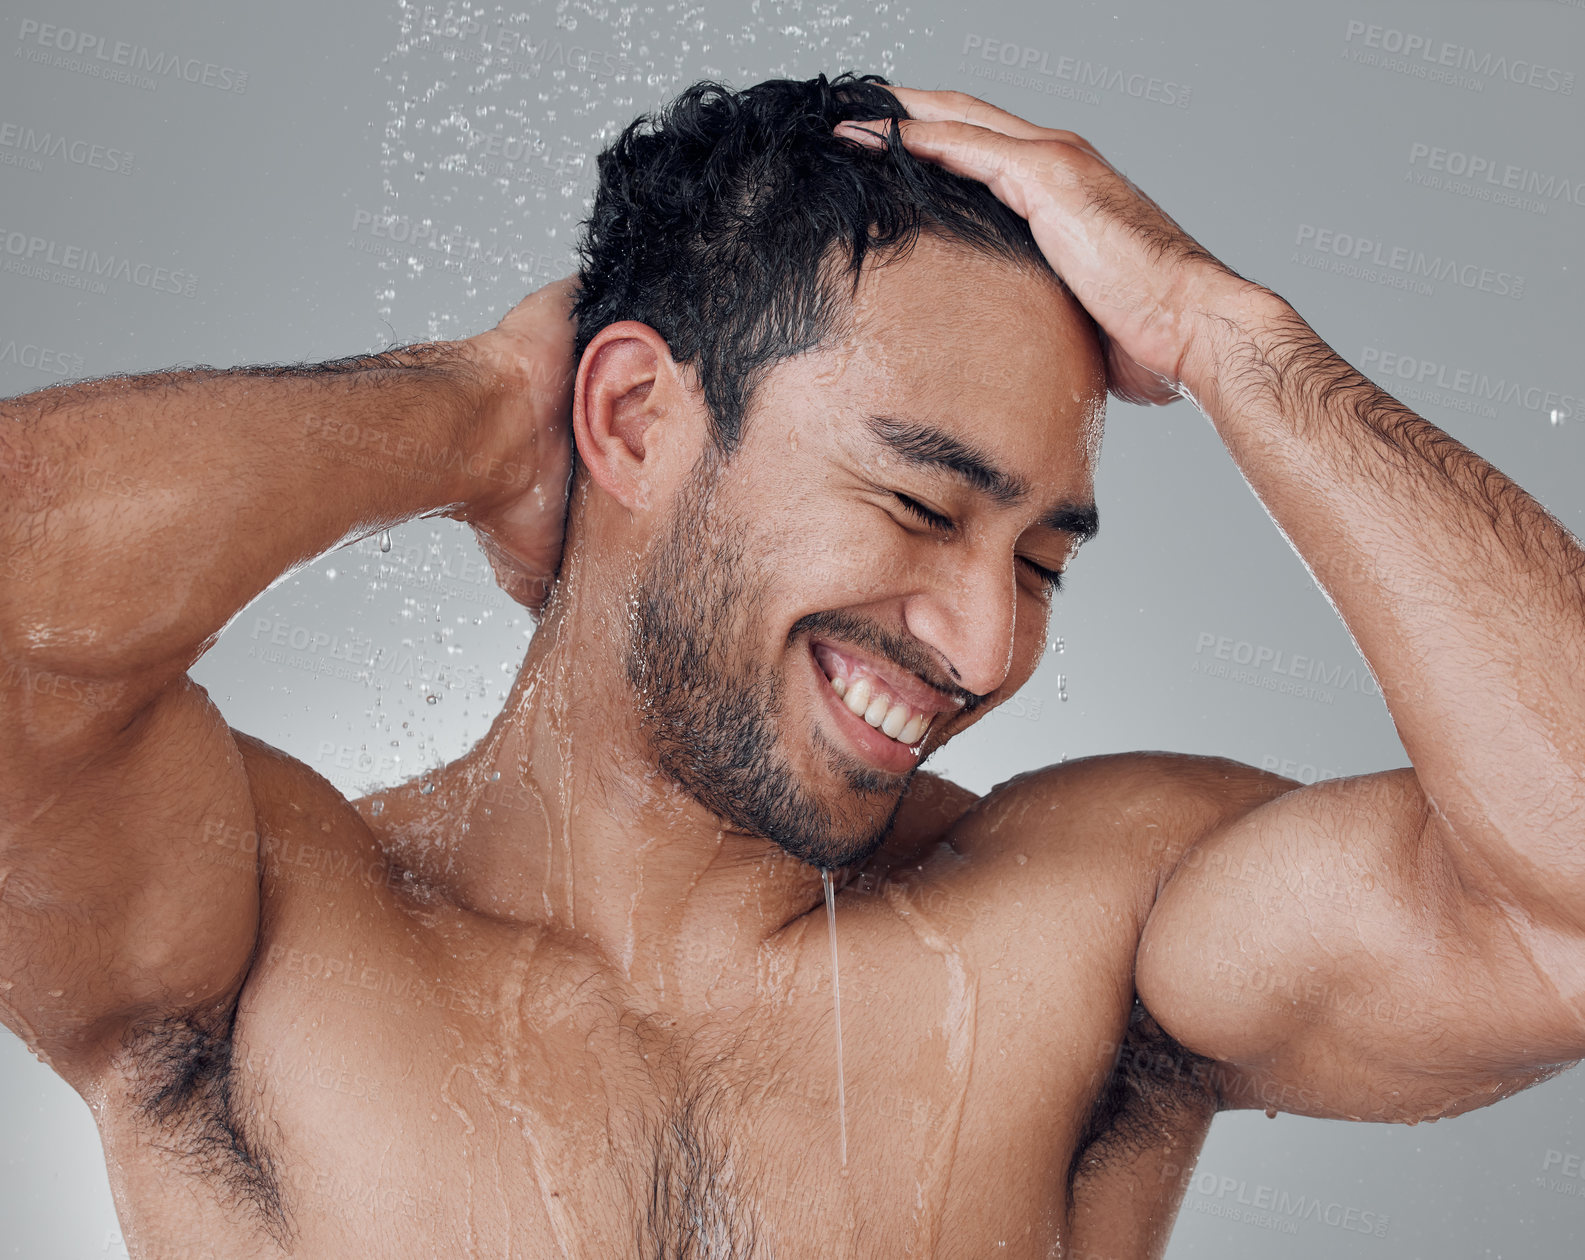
[864,413,1099,545]
[865,413,1025,506]
[1039,499,1100,545]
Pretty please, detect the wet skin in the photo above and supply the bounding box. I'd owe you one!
[46,238,1230,1258]
[9,85,1585,1260]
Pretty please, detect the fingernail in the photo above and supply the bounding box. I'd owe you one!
[837,122,885,146]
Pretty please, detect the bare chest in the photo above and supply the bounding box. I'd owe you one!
[103,880,1204,1259]
[256,935,1066,1254]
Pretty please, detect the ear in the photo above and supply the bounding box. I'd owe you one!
[573,321,695,513]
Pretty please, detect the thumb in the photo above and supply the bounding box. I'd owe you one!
[1103,332,1182,408]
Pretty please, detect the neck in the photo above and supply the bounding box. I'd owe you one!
[395,546,842,1006]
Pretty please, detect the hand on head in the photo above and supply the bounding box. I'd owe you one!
[835,85,1261,408]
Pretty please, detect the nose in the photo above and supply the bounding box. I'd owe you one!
[900,551,1020,701]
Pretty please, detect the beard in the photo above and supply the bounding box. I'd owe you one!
[622,447,911,870]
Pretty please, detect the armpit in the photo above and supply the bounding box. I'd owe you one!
[1064,1001,1222,1259]
[118,1001,294,1246]
[1069,1000,1220,1195]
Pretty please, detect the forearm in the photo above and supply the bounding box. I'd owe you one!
[0,343,518,694]
[1186,287,1585,921]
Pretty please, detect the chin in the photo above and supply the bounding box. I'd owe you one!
[767,756,911,870]
[768,827,890,873]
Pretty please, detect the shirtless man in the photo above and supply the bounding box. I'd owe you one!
[3,71,1583,1258]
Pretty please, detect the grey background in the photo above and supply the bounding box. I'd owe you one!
[1,0,1582,1254]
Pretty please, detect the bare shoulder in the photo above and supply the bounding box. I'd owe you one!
[858,754,1303,1240]
[867,752,1304,991]
[889,769,985,846]
[951,750,1302,898]
[223,730,411,917]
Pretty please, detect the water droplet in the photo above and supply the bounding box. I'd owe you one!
[1050,637,1064,654]
[325,567,338,579]
[488,770,501,781]
[1265,1106,1278,1119]
[370,799,384,816]
[426,693,439,704]
[419,781,435,795]
[379,530,392,553]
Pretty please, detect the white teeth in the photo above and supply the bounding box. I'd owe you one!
[827,667,931,746]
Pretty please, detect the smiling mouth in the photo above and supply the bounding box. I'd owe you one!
[811,642,958,748]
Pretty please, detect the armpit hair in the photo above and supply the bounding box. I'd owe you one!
[122,1002,293,1247]
[1067,998,1220,1205]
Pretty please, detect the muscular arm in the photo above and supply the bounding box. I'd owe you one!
[1135,292,1585,1120]
[856,85,1585,1122]
[0,286,571,1083]
[2,345,530,685]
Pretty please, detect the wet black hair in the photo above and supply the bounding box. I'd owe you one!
[570,71,1066,461]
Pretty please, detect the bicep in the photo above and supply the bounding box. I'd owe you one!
[1136,766,1583,1121]
[0,675,262,1083]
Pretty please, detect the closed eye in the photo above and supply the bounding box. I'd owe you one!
[893,492,956,533]
[893,493,1065,597]
[1020,560,1065,596]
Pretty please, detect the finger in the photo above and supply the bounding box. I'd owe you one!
[879,85,1104,160]
[878,85,1052,140]
[840,117,1070,222]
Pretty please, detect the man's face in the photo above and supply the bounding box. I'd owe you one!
[623,233,1106,869]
